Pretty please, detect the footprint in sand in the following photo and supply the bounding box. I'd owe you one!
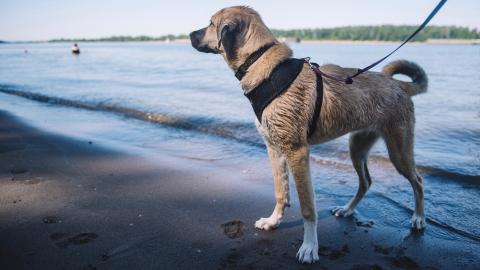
[221,220,245,239]
[219,252,244,269]
[389,254,419,269]
[54,233,98,248]
[49,232,68,241]
[373,244,393,255]
[319,244,350,260]
[10,167,28,174]
[356,220,374,228]
[351,264,383,270]
[373,245,420,269]
[43,216,62,224]
[387,248,419,269]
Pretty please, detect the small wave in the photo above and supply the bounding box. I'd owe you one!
[0,84,263,146]
[0,85,478,184]
[317,188,480,242]
[364,153,479,184]
[368,191,480,243]
[310,151,479,184]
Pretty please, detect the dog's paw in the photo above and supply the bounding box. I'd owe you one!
[331,206,354,217]
[296,242,319,264]
[410,214,426,230]
[255,217,280,230]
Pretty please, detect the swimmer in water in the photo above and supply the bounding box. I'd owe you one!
[71,43,80,54]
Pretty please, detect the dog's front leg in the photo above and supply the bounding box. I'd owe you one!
[285,146,319,264]
[255,142,290,230]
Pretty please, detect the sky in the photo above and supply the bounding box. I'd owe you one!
[0,0,478,41]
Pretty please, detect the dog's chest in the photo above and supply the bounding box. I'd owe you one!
[255,120,275,144]
[255,115,299,149]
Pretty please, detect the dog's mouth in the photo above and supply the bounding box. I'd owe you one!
[195,45,218,54]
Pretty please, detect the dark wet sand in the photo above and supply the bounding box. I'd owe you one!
[0,110,478,270]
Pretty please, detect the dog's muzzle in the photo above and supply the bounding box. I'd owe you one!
[189,28,218,54]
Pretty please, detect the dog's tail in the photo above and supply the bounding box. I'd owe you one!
[382,60,428,96]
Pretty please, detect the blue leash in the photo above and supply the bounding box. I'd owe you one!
[310,0,447,84]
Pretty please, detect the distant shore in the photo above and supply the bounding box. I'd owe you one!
[300,38,480,45]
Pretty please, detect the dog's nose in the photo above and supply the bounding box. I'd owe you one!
[189,31,199,47]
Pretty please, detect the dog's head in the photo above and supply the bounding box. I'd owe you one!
[189,6,276,68]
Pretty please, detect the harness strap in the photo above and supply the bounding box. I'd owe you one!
[308,64,323,138]
[245,58,305,121]
[235,43,275,80]
[313,0,447,84]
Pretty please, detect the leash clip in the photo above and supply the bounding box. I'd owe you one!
[303,57,313,68]
[303,57,319,69]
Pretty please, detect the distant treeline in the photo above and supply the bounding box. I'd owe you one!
[271,25,479,41]
[49,34,188,43]
[47,25,479,43]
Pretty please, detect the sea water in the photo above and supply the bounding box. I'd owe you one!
[0,42,479,241]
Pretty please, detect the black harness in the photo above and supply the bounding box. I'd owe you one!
[236,46,323,138]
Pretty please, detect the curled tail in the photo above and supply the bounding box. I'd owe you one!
[382,60,428,96]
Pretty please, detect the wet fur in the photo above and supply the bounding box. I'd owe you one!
[190,6,428,264]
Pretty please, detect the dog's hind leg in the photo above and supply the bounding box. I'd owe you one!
[332,130,379,217]
[255,142,290,230]
[383,123,426,229]
[285,145,319,264]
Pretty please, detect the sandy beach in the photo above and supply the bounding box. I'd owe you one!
[0,109,478,270]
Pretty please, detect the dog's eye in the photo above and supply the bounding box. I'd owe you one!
[209,21,214,27]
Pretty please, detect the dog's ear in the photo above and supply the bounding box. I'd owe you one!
[217,20,239,60]
[217,23,230,49]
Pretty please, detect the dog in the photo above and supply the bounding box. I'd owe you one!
[190,6,427,264]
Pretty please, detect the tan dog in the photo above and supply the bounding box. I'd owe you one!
[190,6,427,264]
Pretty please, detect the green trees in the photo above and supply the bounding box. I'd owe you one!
[49,34,188,43]
[271,26,479,41]
[47,26,478,43]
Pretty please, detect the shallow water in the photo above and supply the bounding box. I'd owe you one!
[0,42,479,241]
